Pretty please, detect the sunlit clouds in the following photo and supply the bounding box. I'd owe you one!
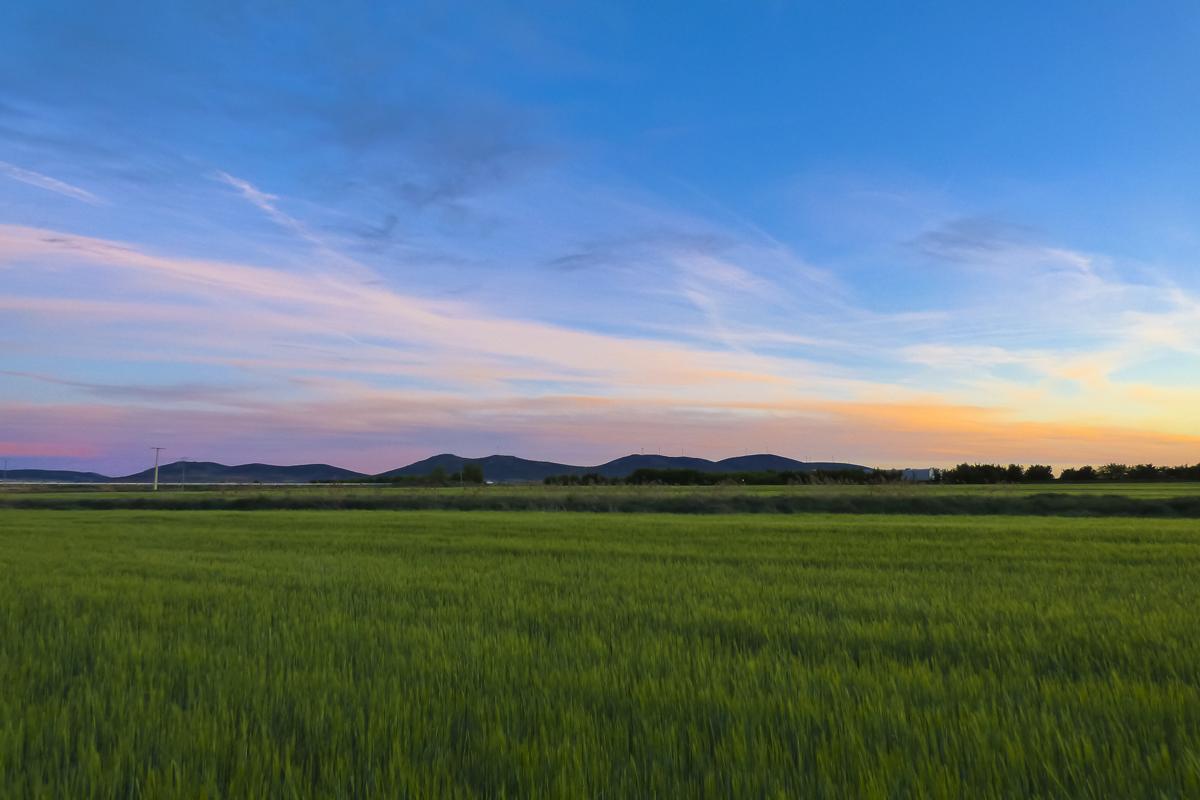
[3,3,1200,472]
[4,198,1200,472]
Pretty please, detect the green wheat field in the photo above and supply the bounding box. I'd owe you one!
[3,507,1200,797]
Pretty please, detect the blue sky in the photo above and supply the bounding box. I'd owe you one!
[3,1,1200,473]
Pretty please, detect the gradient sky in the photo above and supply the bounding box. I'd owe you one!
[3,1,1200,474]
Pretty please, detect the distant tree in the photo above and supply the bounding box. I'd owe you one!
[429,466,448,485]
[1058,465,1097,482]
[1164,464,1200,481]
[1004,464,1025,483]
[1098,463,1128,481]
[1024,464,1054,482]
[622,467,892,486]
[461,462,485,484]
[941,464,1009,484]
[1129,463,1161,481]
[627,468,713,485]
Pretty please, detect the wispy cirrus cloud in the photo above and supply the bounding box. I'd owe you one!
[0,222,869,402]
[3,1,1200,478]
[0,159,102,204]
[1,370,260,408]
[5,207,1200,474]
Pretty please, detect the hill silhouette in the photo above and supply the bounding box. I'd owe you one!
[378,454,584,483]
[379,453,869,482]
[5,462,364,484]
[5,468,110,482]
[4,454,869,484]
[112,461,365,483]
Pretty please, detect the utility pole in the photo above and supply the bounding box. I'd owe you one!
[151,447,164,491]
[180,457,190,489]
[2,458,7,483]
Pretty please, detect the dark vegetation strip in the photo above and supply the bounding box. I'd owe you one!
[8,491,1200,516]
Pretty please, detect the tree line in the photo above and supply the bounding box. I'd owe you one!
[934,464,1054,483]
[547,463,1200,485]
[319,461,1200,486]
[321,463,486,486]
[545,468,905,486]
[934,463,1200,483]
[1054,463,1200,482]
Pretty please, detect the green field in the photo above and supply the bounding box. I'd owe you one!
[6,481,1200,516]
[3,509,1200,797]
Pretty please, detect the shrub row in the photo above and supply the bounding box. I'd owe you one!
[8,491,1200,517]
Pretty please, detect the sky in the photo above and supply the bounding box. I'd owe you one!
[3,1,1200,474]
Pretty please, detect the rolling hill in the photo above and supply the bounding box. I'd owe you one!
[111,462,366,483]
[1,462,364,484]
[376,453,869,482]
[377,454,582,483]
[4,469,111,482]
[2,454,869,484]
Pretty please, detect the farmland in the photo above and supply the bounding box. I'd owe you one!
[2,508,1200,797]
[6,481,1200,516]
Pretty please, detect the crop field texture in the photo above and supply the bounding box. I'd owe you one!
[6,482,1200,517]
[2,510,1199,797]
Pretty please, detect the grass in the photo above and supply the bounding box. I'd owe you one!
[6,482,1200,516]
[2,509,1200,797]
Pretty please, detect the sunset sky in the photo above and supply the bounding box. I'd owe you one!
[3,2,1200,474]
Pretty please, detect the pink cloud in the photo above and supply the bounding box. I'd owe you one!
[6,221,1200,472]
[5,395,1200,475]
[0,440,101,458]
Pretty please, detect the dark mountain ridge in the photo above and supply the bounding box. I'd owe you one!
[4,469,111,482]
[112,461,366,484]
[377,454,580,482]
[3,461,365,484]
[4,454,869,484]
[378,453,869,482]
